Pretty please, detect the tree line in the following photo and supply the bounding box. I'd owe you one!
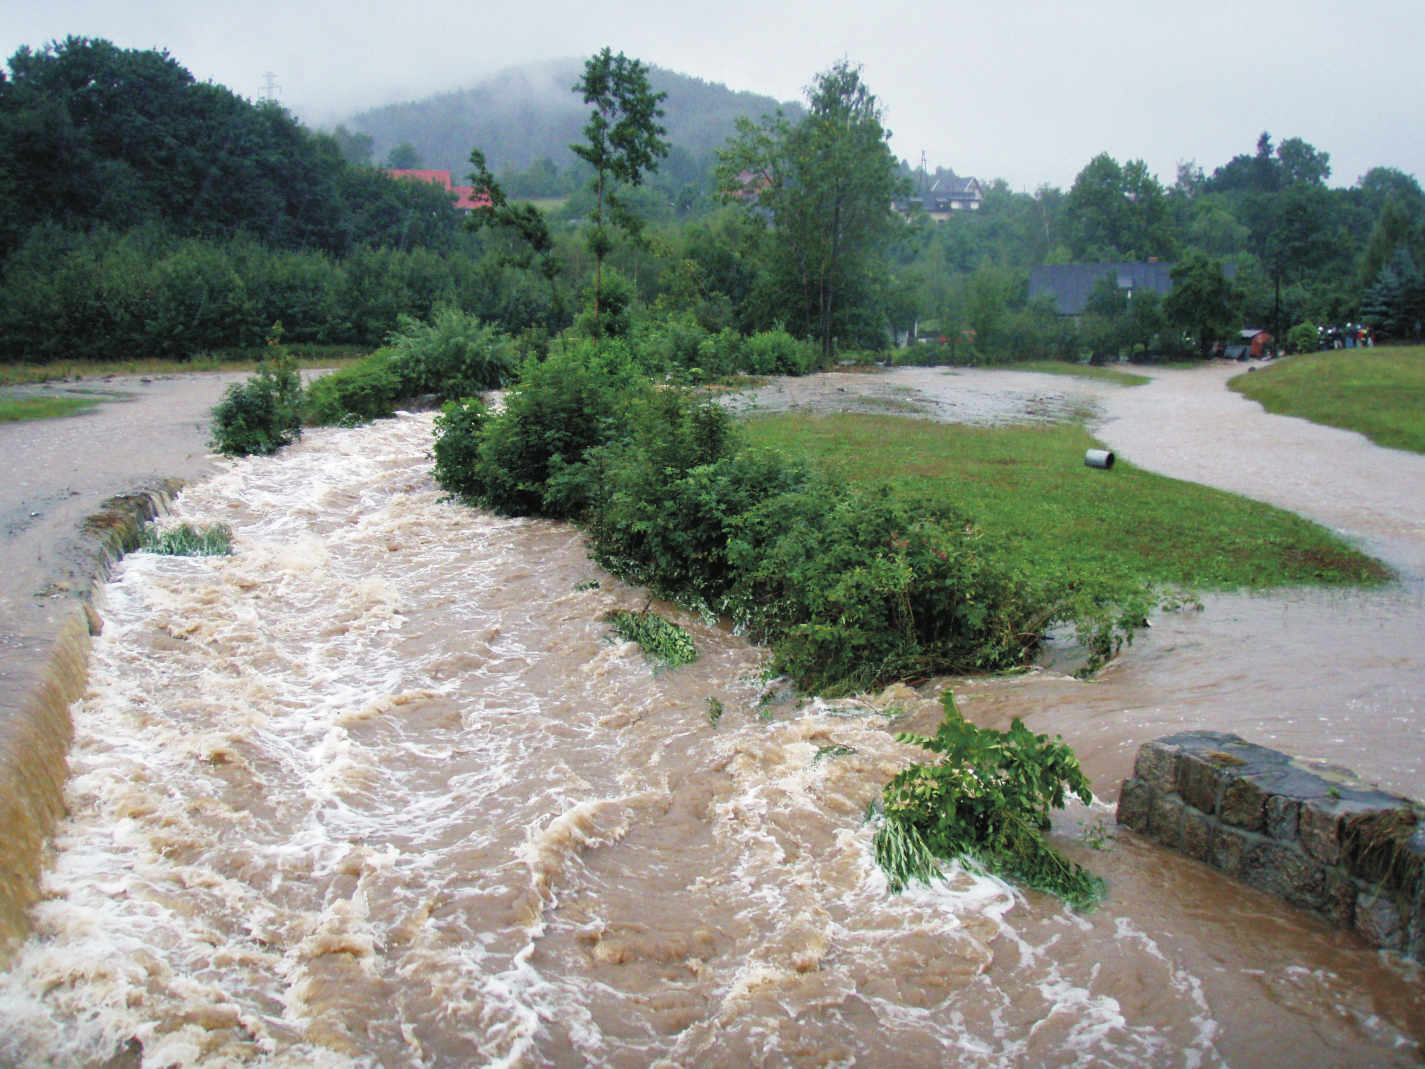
[2,36,1422,367]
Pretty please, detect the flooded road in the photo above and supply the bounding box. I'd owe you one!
[2,410,1422,1068]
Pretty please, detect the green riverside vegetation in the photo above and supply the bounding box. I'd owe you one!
[140,522,234,556]
[741,413,1389,589]
[1229,346,1425,455]
[875,690,1103,909]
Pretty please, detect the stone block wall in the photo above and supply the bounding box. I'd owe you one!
[1117,731,1425,958]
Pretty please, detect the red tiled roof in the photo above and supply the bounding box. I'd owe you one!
[386,168,491,211]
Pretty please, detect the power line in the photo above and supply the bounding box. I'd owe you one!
[261,71,281,103]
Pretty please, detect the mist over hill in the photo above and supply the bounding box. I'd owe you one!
[346,58,799,176]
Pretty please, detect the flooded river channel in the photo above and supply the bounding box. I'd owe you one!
[3,385,1423,1066]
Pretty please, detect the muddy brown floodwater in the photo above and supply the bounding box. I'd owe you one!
[2,364,1423,1067]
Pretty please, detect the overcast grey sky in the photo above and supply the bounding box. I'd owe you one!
[5,0,1423,191]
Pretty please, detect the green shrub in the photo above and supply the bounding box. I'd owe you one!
[385,306,516,400]
[209,347,304,456]
[430,397,489,500]
[304,350,403,425]
[606,609,698,667]
[1285,321,1320,355]
[875,690,1103,908]
[433,338,650,518]
[745,330,819,375]
[140,521,233,556]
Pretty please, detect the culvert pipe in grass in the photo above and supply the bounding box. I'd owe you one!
[1085,449,1115,470]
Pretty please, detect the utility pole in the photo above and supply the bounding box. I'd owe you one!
[918,150,928,193]
[261,71,281,103]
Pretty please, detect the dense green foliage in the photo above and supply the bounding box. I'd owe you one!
[433,349,1152,692]
[606,609,698,667]
[6,38,1420,369]
[140,522,234,556]
[209,346,303,456]
[304,351,404,425]
[1230,347,1425,455]
[0,37,463,261]
[742,413,1389,590]
[719,61,908,356]
[875,690,1102,908]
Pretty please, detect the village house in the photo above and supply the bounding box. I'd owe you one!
[385,168,490,211]
[1027,261,1237,316]
[908,175,983,219]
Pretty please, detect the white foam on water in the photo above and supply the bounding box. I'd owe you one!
[0,412,1416,1068]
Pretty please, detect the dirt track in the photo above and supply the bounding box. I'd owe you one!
[0,372,246,727]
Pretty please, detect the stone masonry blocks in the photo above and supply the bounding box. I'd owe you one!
[1118,731,1423,960]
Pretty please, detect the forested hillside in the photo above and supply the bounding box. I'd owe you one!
[3,37,1423,369]
[344,59,797,178]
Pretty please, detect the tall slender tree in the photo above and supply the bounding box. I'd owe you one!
[720,60,906,358]
[467,147,564,317]
[570,49,668,332]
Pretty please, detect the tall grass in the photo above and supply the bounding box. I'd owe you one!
[141,522,234,556]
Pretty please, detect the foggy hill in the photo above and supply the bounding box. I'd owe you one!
[346,58,799,175]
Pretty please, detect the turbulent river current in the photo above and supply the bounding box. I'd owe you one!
[2,410,1423,1067]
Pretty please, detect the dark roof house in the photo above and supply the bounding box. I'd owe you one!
[1028,262,1237,316]
[901,175,983,220]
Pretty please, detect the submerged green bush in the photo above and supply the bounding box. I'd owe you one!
[875,690,1103,908]
[387,306,516,400]
[141,521,233,556]
[430,397,489,500]
[607,609,698,667]
[433,352,1149,693]
[209,346,303,456]
[304,350,403,425]
[438,339,650,518]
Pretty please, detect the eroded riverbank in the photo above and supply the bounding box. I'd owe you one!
[2,412,1421,1068]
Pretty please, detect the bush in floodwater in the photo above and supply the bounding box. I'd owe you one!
[874,689,1103,909]
[141,521,233,556]
[430,397,489,501]
[386,306,516,401]
[433,338,650,519]
[304,349,403,426]
[607,609,698,667]
[209,332,303,456]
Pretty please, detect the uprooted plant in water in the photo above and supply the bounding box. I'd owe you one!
[873,689,1104,909]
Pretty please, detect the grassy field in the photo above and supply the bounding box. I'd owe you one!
[742,413,1389,590]
[0,395,100,423]
[1003,361,1151,387]
[0,345,369,387]
[1229,346,1425,455]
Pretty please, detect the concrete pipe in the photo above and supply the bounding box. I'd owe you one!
[1084,449,1115,470]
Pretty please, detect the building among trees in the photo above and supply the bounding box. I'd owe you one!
[386,169,489,211]
[1028,261,1236,315]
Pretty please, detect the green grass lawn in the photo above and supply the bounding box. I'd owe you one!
[742,413,1389,590]
[1230,346,1425,455]
[0,395,100,423]
[1003,361,1151,387]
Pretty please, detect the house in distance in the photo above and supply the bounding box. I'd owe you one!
[1028,261,1237,316]
[385,169,489,211]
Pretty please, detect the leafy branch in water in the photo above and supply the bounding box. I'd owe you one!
[607,609,698,667]
[873,689,1104,909]
[141,522,233,556]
